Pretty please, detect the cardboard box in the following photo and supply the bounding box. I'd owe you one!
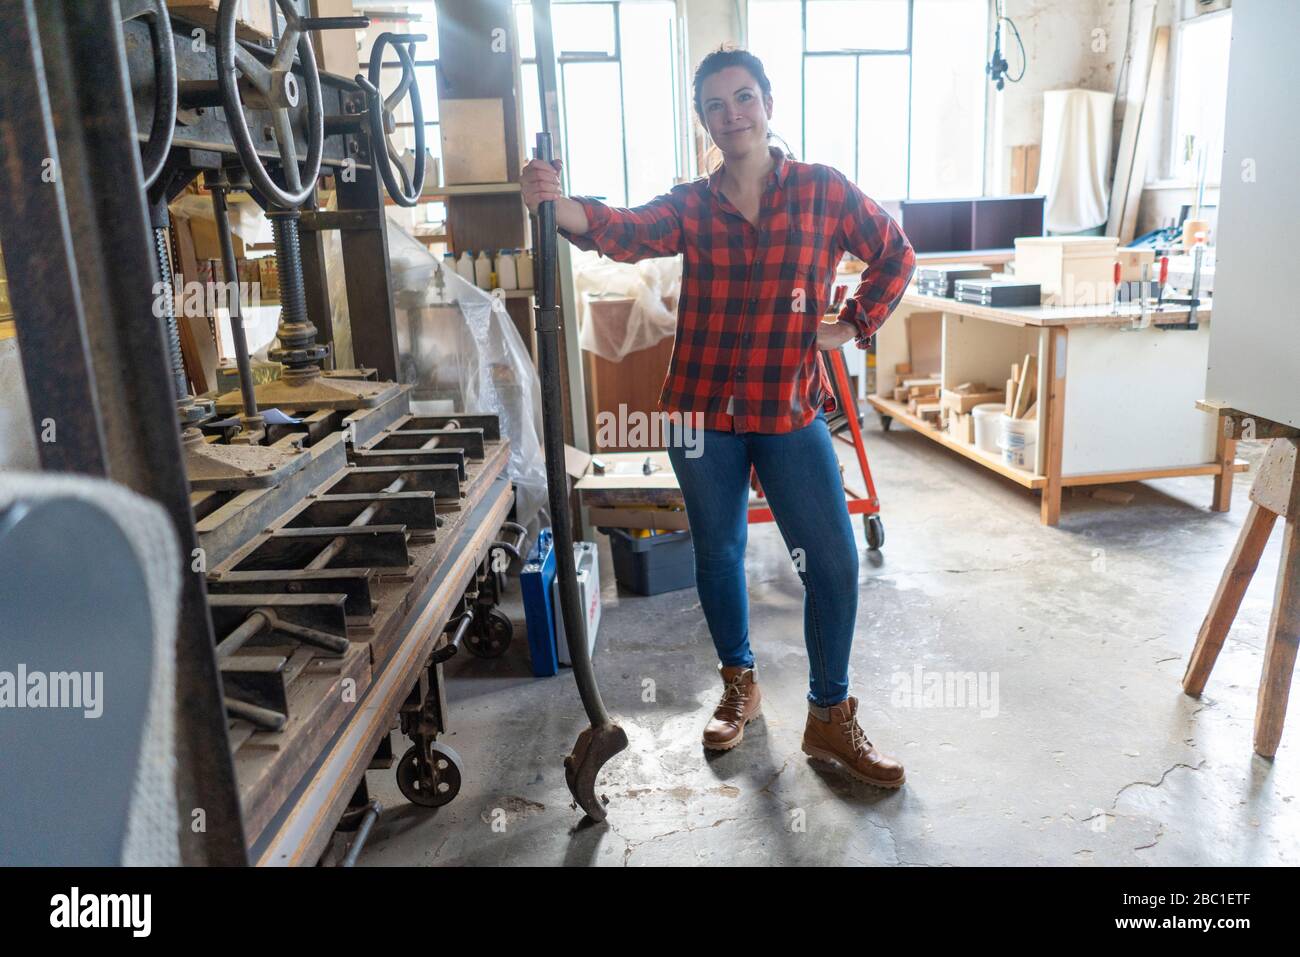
[166,1,277,41]
[1014,236,1118,306]
[567,446,686,531]
[439,99,509,185]
[184,213,245,262]
[310,0,360,76]
[586,507,689,531]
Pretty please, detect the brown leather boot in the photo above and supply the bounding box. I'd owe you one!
[802,696,905,788]
[702,664,762,751]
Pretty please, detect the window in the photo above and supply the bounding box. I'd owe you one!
[516,0,684,207]
[1169,9,1231,185]
[748,0,989,200]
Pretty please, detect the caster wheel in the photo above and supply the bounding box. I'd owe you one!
[396,741,464,807]
[864,514,885,551]
[466,606,513,658]
[879,414,893,432]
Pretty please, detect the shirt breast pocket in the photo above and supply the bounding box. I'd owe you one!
[802,267,829,324]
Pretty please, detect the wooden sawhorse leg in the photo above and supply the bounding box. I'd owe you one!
[1183,503,1277,694]
[1256,518,1299,757]
[1184,436,1299,758]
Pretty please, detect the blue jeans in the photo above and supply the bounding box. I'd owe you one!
[666,410,859,707]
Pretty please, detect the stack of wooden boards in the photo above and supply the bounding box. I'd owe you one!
[891,362,942,424]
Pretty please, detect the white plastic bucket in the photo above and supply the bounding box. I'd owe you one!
[971,403,1004,453]
[998,414,1038,469]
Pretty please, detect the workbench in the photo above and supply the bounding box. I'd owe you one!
[869,289,1243,525]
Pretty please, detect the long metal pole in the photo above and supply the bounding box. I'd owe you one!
[532,121,626,819]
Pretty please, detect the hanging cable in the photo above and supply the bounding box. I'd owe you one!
[988,0,1026,90]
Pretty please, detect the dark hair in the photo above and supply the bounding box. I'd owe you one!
[692,47,772,122]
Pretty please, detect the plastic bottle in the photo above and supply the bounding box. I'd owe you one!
[456,250,475,283]
[497,248,518,290]
[474,250,492,289]
[516,247,534,290]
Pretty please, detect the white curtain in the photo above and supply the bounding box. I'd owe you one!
[1039,89,1115,233]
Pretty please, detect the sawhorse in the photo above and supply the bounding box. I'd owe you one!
[1185,404,1300,758]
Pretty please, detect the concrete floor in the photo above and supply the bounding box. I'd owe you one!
[360,418,1298,866]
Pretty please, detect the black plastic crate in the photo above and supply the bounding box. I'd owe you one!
[600,527,696,596]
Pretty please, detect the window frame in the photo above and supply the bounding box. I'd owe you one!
[1166,5,1232,187]
[517,0,685,206]
[750,0,991,200]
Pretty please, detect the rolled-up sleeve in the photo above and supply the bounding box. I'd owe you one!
[558,190,684,263]
[832,172,916,349]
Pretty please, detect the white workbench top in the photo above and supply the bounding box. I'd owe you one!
[900,289,1212,329]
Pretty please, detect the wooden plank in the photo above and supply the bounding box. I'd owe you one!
[1249,439,1299,518]
[1025,144,1040,193]
[1059,461,1247,486]
[1106,1,1157,237]
[169,213,218,392]
[1013,353,1037,418]
[1197,400,1300,440]
[1119,27,1170,243]
[906,311,943,376]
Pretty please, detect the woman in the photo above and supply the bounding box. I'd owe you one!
[521,48,915,788]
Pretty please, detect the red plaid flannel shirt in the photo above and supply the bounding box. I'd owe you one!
[560,146,915,434]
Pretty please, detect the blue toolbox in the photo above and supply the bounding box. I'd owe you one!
[520,529,559,676]
[520,530,602,677]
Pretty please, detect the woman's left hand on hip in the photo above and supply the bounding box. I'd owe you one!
[815,319,856,351]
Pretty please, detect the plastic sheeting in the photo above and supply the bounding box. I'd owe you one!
[375,221,548,531]
[572,251,680,362]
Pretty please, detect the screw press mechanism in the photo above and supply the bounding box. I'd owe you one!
[209,0,399,414]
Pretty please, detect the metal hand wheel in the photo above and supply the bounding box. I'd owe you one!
[217,0,366,208]
[122,0,177,189]
[355,33,427,207]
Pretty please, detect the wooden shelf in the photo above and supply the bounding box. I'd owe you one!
[426,182,521,198]
[868,395,1048,489]
[868,395,1246,491]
